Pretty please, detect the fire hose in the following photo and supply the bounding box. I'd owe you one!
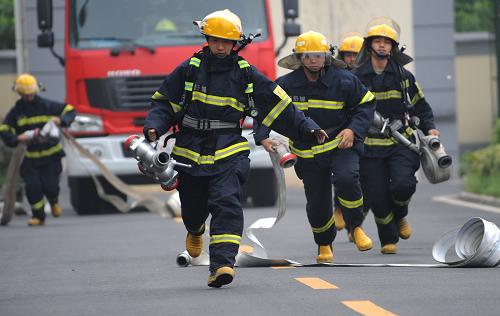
[63,130,179,217]
[176,139,298,267]
[432,217,500,267]
[371,111,453,184]
[0,144,26,225]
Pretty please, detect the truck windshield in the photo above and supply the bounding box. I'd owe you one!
[70,0,268,49]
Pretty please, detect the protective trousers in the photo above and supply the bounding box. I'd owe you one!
[295,147,365,245]
[177,156,250,272]
[360,146,420,245]
[20,158,62,220]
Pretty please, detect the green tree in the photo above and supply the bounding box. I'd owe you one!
[455,0,494,32]
[0,0,15,49]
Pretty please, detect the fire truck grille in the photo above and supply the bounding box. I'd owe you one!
[85,75,165,111]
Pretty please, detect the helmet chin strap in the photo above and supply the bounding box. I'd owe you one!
[304,66,322,74]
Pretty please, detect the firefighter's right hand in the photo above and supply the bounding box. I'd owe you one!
[18,129,39,143]
[17,133,31,143]
[146,129,158,142]
[260,138,277,153]
[311,129,328,144]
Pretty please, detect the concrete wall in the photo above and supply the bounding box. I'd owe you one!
[18,0,66,102]
[455,32,497,151]
[413,0,456,119]
[0,50,18,116]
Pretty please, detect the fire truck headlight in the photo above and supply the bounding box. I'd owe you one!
[69,114,104,134]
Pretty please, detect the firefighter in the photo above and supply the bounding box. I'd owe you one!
[337,33,364,70]
[255,31,376,263]
[352,18,439,254]
[0,74,76,226]
[333,32,365,239]
[144,10,327,288]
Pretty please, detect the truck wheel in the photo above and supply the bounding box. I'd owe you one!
[69,177,126,215]
[244,168,277,207]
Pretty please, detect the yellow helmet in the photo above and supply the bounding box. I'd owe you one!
[14,73,39,95]
[194,9,243,41]
[294,31,329,54]
[365,17,400,43]
[367,24,398,42]
[339,34,364,53]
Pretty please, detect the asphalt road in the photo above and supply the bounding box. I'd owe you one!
[2,122,499,316]
[1,171,500,316]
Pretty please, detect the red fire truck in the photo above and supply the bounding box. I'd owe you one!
[36,0,300,214]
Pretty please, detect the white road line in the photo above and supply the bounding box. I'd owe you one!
[433,195,500,214]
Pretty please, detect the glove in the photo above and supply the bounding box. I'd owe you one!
[39,121,60,144]
[23,128,40,143]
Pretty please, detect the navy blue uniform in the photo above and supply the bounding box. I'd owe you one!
[144,48,320,272]
[254,66,376,246]
[0,96,75,219]
[353,58,435,246]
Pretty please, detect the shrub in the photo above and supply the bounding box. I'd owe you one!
[461,144,500,197]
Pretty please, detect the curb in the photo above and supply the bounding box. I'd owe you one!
[458,191,500,208]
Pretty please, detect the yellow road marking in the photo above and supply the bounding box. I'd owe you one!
[295,277,338,289]
[239,245,253,254]
[342,301,397,316]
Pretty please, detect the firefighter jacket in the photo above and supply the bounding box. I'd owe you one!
[0,96,75,164]
[254,65,376,167]
[352,58,436,158]
[144,48,320,176]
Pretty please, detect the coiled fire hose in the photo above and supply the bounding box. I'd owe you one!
[432,217,500,267]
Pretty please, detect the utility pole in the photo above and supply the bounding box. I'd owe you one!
[495,0,500,118]
[14,0,26,74]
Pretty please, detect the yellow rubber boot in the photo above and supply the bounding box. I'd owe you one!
[27,218,44,226]
[208,266,235,288]
[398,218,412,240]
[347,232,353,243]
[333,208,345,230]
[316,245,334,263]
[381,243,397,254]
[185,233,203,258]
[51,204,62,218]
[352,227,373,251]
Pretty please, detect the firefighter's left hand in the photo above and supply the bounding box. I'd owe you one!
[311,129,328,144]
[428,129,440,137]
[260,138,277,153]
[51,116,61,126]
[338,128,354,149]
